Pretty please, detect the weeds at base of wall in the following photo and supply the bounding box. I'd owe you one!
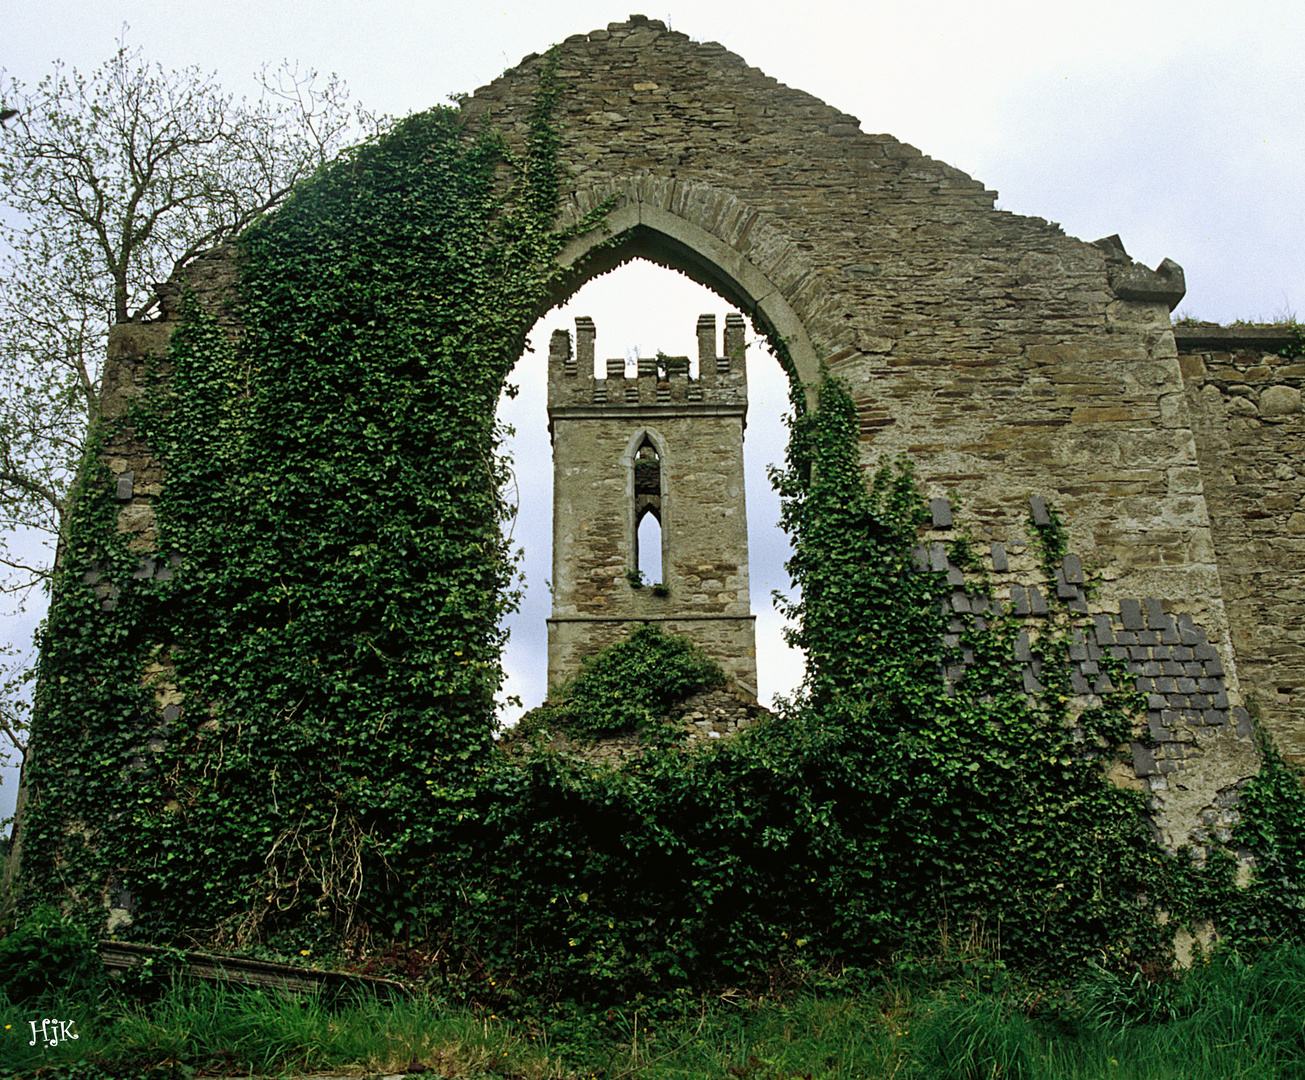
[4,943,1305,1080]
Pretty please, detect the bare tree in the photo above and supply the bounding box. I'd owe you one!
[0,36,378,771]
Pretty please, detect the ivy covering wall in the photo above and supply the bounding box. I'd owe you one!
[11,59,1305,1004]
[17,72,579,945]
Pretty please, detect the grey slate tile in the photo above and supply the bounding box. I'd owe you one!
[1144,598,1167,630]
[1010,584,1029,615]
[990,542,1008,572]
[1120,598,1145,630]
[1015,631,1032,662]
[1132,744,1158,776]
[1177,614,1208,645]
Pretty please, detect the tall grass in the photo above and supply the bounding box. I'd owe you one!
[1,982,568,1079]
[898,946,1305,1080]
[3,946,1305,1079]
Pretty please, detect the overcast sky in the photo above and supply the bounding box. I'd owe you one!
[3,0,1301,822]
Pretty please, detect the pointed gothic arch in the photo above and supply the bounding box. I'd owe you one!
[547,192,822,405]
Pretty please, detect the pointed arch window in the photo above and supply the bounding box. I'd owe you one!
[633,436,662,582]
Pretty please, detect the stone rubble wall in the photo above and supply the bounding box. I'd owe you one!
[101,245,242,559]
[1177,326,1305,758]
[93,248,244,803]
[464,16,1225,693]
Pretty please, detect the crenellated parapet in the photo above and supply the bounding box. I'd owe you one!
[548,313,747,414]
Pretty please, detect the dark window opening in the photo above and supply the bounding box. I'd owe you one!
[633,437,662,582]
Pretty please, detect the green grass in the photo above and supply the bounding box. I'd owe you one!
[4,947,1305,1078]
[1,983,566,1079]
[1172,309,1298,326]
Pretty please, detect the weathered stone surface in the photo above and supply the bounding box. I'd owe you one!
[1107,256,1187,309]
[47,19,1296,870]
[1260,384,1302,416]
[1176,328,1305,760]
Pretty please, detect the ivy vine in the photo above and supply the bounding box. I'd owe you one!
[18,58,588,944]
[518,624,725,741]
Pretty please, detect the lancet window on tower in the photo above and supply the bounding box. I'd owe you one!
[633,436,662,581]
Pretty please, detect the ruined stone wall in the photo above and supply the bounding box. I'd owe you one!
[38,18,1280,859]
[101,246,243,561]
[1178,325,1305,758]
[466,18,1226,672]
[459,18,1263,843]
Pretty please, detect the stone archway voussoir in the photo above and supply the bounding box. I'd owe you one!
[555,183,823,394]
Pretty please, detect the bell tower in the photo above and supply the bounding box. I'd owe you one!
[546,313,757,698]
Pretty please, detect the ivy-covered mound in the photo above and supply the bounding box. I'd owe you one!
[517,623,727,740]
[14,56,1305,1001]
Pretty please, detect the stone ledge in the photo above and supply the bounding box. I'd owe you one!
[1175,324,1300,352]
[99,941,411,1001]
